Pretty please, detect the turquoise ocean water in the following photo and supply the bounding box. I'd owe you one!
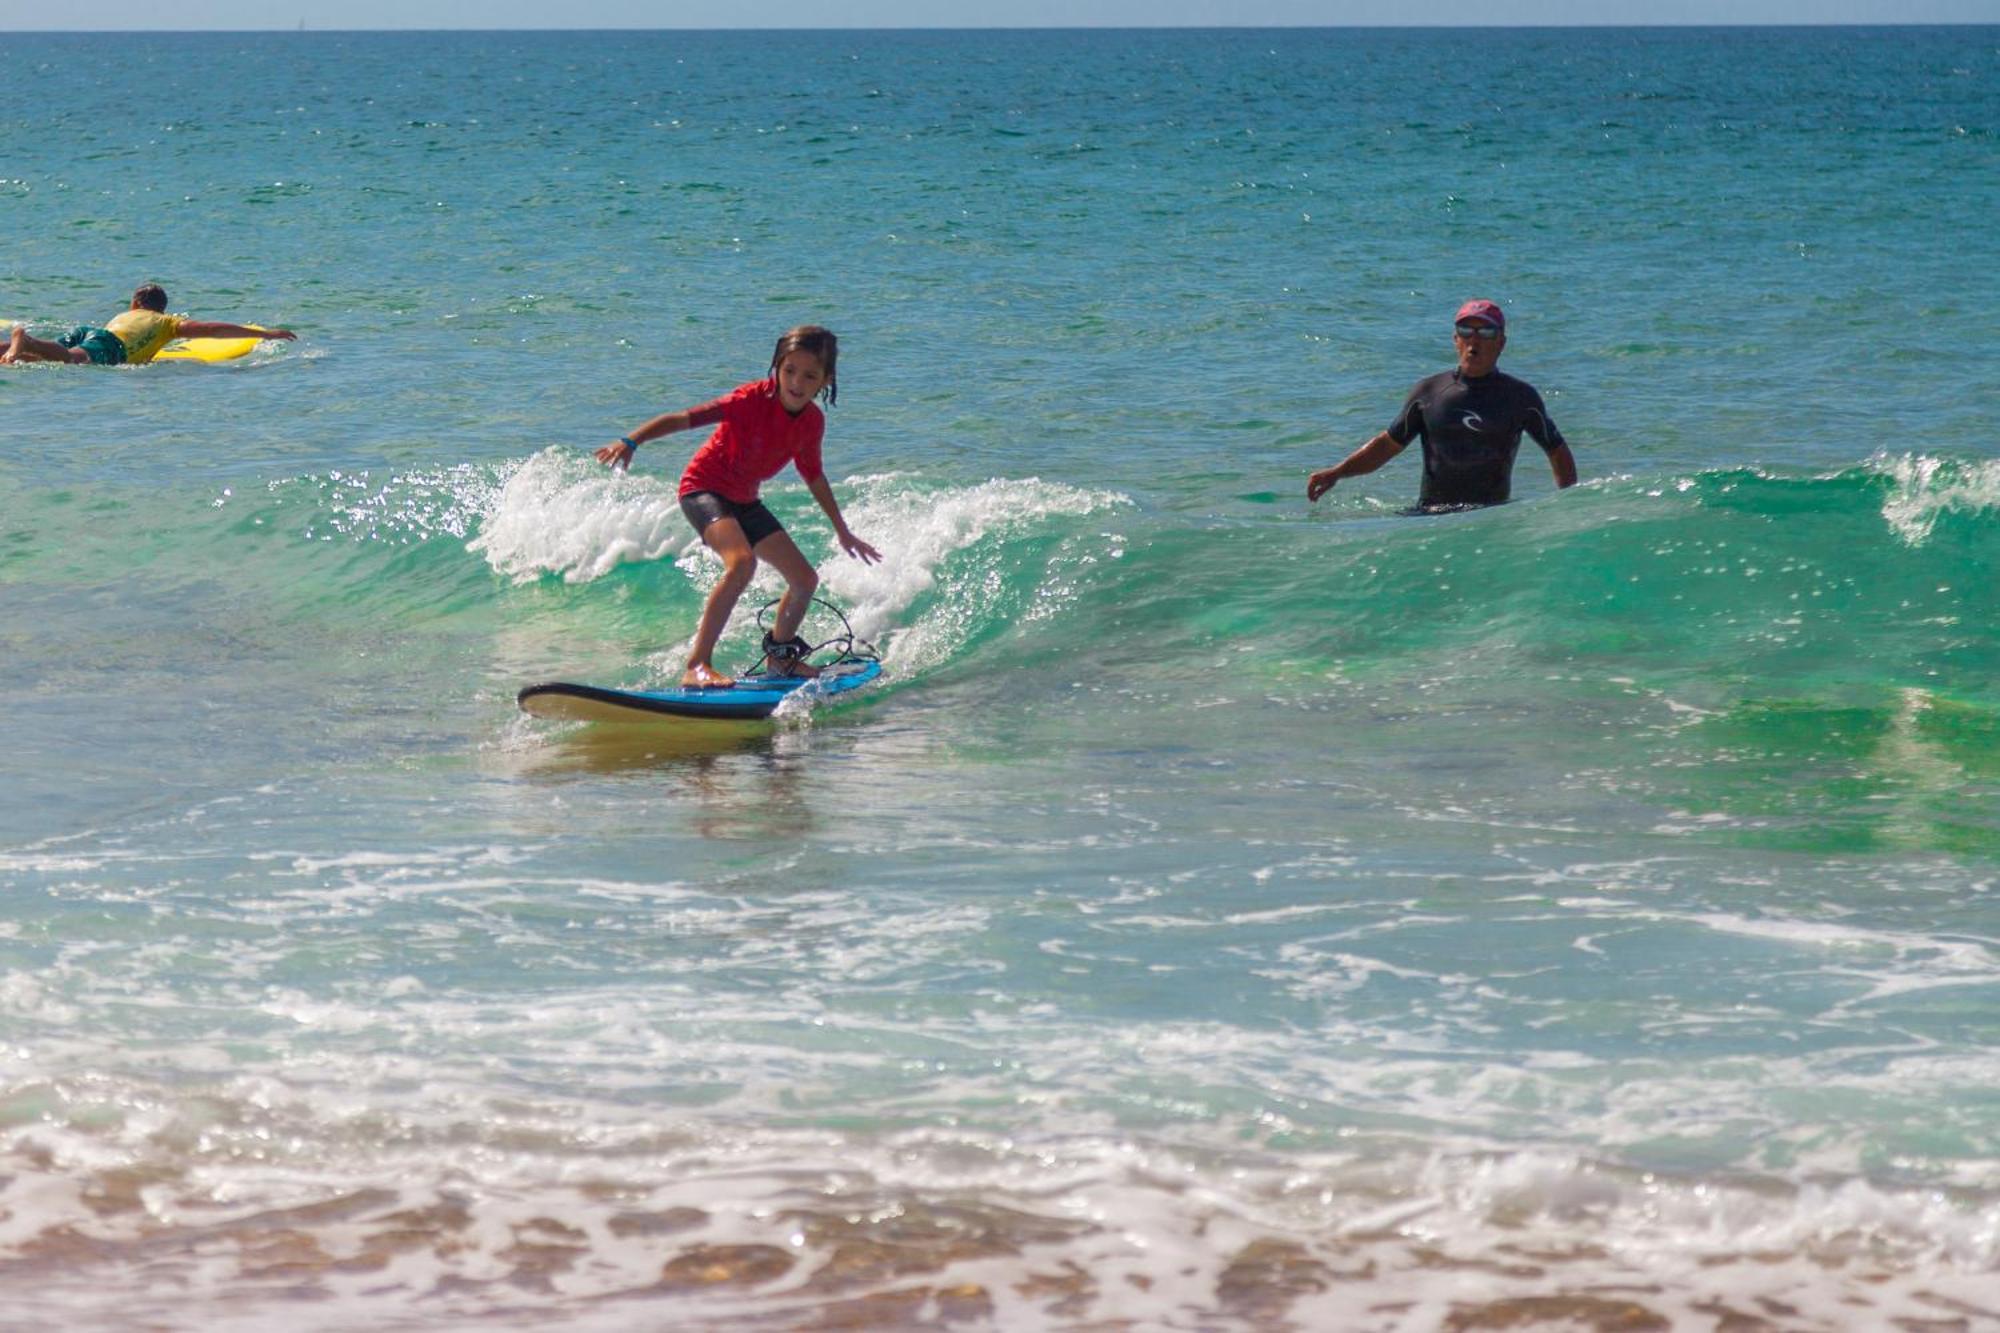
[3,26,1998,1329]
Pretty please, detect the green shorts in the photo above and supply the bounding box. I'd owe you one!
[58,326,128,366]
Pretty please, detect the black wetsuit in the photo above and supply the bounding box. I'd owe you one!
[1387,369,1566,507]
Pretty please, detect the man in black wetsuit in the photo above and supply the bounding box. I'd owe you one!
[1306,300,1577,511]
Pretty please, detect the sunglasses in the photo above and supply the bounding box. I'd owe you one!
[1454,323,1502,341]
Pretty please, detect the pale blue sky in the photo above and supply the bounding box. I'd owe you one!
[2,0,1996,29]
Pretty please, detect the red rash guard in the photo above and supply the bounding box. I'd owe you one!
[677,379,826,504]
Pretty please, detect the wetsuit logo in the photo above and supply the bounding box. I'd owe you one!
[1459,411,1486,433]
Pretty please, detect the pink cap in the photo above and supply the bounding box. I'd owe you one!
[1455,299,1505,330]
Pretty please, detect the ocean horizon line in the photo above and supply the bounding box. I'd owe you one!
[6,20,1997,33]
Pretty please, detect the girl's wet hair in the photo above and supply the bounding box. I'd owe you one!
[132,284,169,312]
[770,325,838,407]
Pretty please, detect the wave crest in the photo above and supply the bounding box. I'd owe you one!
[468,448,694,585]
[1873,453,2000,546]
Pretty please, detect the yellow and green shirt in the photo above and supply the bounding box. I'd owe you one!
[105,309,184,365]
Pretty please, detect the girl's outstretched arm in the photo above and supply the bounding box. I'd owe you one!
[806,475,880,564]
[596,409,698,469]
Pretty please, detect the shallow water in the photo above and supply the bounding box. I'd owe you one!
[3,26,1998,1330]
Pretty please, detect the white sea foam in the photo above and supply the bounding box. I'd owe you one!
[812,472,1127,657]
[469,454,1128,681]
[8,847,1999,1324]
[468,448,692,583]
[1690,909,1999,973]
[1875,452,2000,546]
[3,1092,1996,1331]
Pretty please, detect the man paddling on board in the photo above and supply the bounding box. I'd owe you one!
[2,284,294,366]
[1306,300,1576,512]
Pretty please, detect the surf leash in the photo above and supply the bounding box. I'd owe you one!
[746,596,880,676]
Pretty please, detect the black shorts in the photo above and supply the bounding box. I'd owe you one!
[679,490,785,547]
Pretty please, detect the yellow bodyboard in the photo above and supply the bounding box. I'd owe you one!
[155,328,263,363]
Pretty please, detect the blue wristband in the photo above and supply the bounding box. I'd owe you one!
[619,435,638,450]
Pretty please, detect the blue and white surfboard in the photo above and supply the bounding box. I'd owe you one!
[518,658,882,725]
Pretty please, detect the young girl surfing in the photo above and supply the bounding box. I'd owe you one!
[596,326,881,689]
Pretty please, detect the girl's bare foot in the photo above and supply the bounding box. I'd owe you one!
[681,664,734,689]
